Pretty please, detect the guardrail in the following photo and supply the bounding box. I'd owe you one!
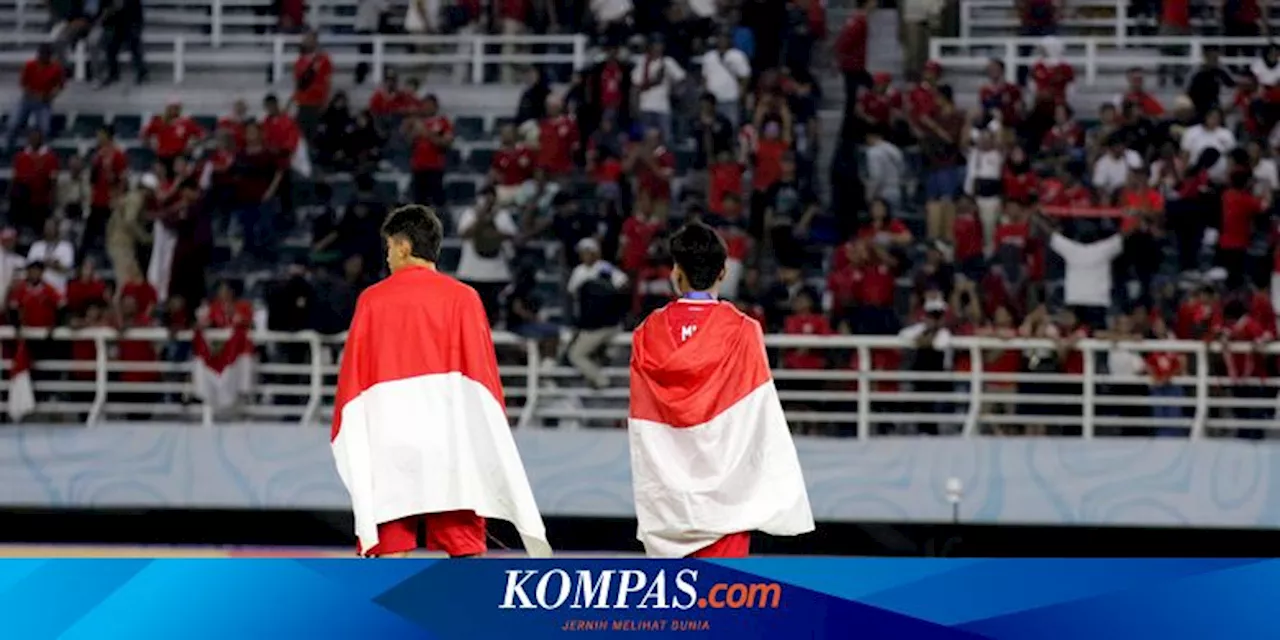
[931,36,1274,85]
[0,31,588,85]
[2,326,1277,439]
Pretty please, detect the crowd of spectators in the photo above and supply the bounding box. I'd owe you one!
[1,0,1277,435]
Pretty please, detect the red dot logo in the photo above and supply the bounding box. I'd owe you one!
[697,598,707,608]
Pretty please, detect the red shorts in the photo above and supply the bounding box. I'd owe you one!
[686,532,751,558]
[359,510,487,557]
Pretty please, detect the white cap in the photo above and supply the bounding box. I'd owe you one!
[576,237,600,254]
[139,173,160,190]
[924,297,948,313]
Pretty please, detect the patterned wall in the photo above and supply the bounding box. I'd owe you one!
[1,425,1278,527]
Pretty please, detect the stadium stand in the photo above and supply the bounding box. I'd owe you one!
[0,0,1275,440]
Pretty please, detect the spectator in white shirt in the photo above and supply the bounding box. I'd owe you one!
[456,188,518,325]
[1050,227,1125,329]
[1092,136,1144,202]
[26,218,74,294]
[700,33,751,128]
[1250,45,1280,88]
[1246,140,1278,197]
[590,0,633,29]
[965,129,1004,227]
[632,36,687,144]
[863,127,906,211]
[1179,108,1235,182]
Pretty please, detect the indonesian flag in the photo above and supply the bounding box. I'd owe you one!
[7,339,34,421]
[192,327,255,410]
[629,301,814,557]
[331,266,551,557]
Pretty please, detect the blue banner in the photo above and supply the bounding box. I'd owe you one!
[2,558,1278,639]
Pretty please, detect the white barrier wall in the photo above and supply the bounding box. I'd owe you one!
[1,425,1278,528]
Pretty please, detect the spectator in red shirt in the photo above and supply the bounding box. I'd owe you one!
[855,73,900,134]
[65,257,108,317]
[116,294,162,386]
[978,59,1023,127]
[850,240,901,335]
[5,44,63,151]
[262,94,301,157]
[118,263,158,319]
[1030,37,1074,106]
[1121,68,1165,118]
[233,122,286,263]
[407,95,454,210]
[625,127,675,219]
[7,262,60,327]
[10,129,59,234]
[17,41,66,111]
[204,280,254,329]
[537,97,580,177]
[707,153,745,224]
[782,291,833,373]
[293,30,334,142]
[83,125,128,259]
[1219,298,1275,437]
[1144,318,1186,436]
[618,208,665,277]
[217,99,250,151]
[834,0,872,111]
[953,196,986,279]
[582,43,633,136]
[368,70,415,120]
[1219,171,1268,289]
[490,124,535,204]
[142,99,207,170]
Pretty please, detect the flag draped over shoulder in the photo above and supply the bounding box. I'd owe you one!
[192,327,255,410]
[628,302,814,557]
[7,339,34,421]
[331,266,551,557]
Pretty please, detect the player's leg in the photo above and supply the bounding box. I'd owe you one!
[359,515,423,557]
[424,510,487,558]
[686,532,751,559]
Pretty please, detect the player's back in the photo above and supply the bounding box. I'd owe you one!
[344,265,503,404]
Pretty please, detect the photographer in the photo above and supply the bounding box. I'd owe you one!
[457,187,518,326]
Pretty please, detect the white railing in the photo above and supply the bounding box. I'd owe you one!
[3,326,1277,439]
[931,36,1274,86]
[0,32,588,85]
[960,0,1280,41]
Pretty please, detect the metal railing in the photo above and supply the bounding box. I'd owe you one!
[2,326,1277,439]
[0,31,588,85]
[931,36,1274,85]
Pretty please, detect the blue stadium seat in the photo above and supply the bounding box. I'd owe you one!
[375,180,400,203]
[492,116,515,134]
[455,116,485,142]
[48,113,67,139]
[112,114,143,139]
[468,147,494,174]
[71,113,106,140]
[446,147,463,169]
[193,115,218,133]
[127,146,155,172]
[675,148,696,173]
[444,179,476,205]
[52,145,77,165]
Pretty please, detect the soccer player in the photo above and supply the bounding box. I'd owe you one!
[331,205,551,558]
[628,222,814,558]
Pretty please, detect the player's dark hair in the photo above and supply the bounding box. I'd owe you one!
[381,204,443,263]
[669,222,727,292]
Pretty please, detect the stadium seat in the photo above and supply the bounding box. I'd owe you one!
[48,113,67,139]
[53,145,77,165]
[71,113,106,140]
[444,178,476,205]
[193,115,218,133]
[674,148,696,173]
[446,147,463,169]
[127,147,156,172]
[112,114,143,139]
[492,116,515,133]
[455,116,485,142]
[468,147,494,174]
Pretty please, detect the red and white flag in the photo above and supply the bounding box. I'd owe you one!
[7,339,34,421]
[629,302,814,557]
[192,327,255,410]
[331,266,550,557]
